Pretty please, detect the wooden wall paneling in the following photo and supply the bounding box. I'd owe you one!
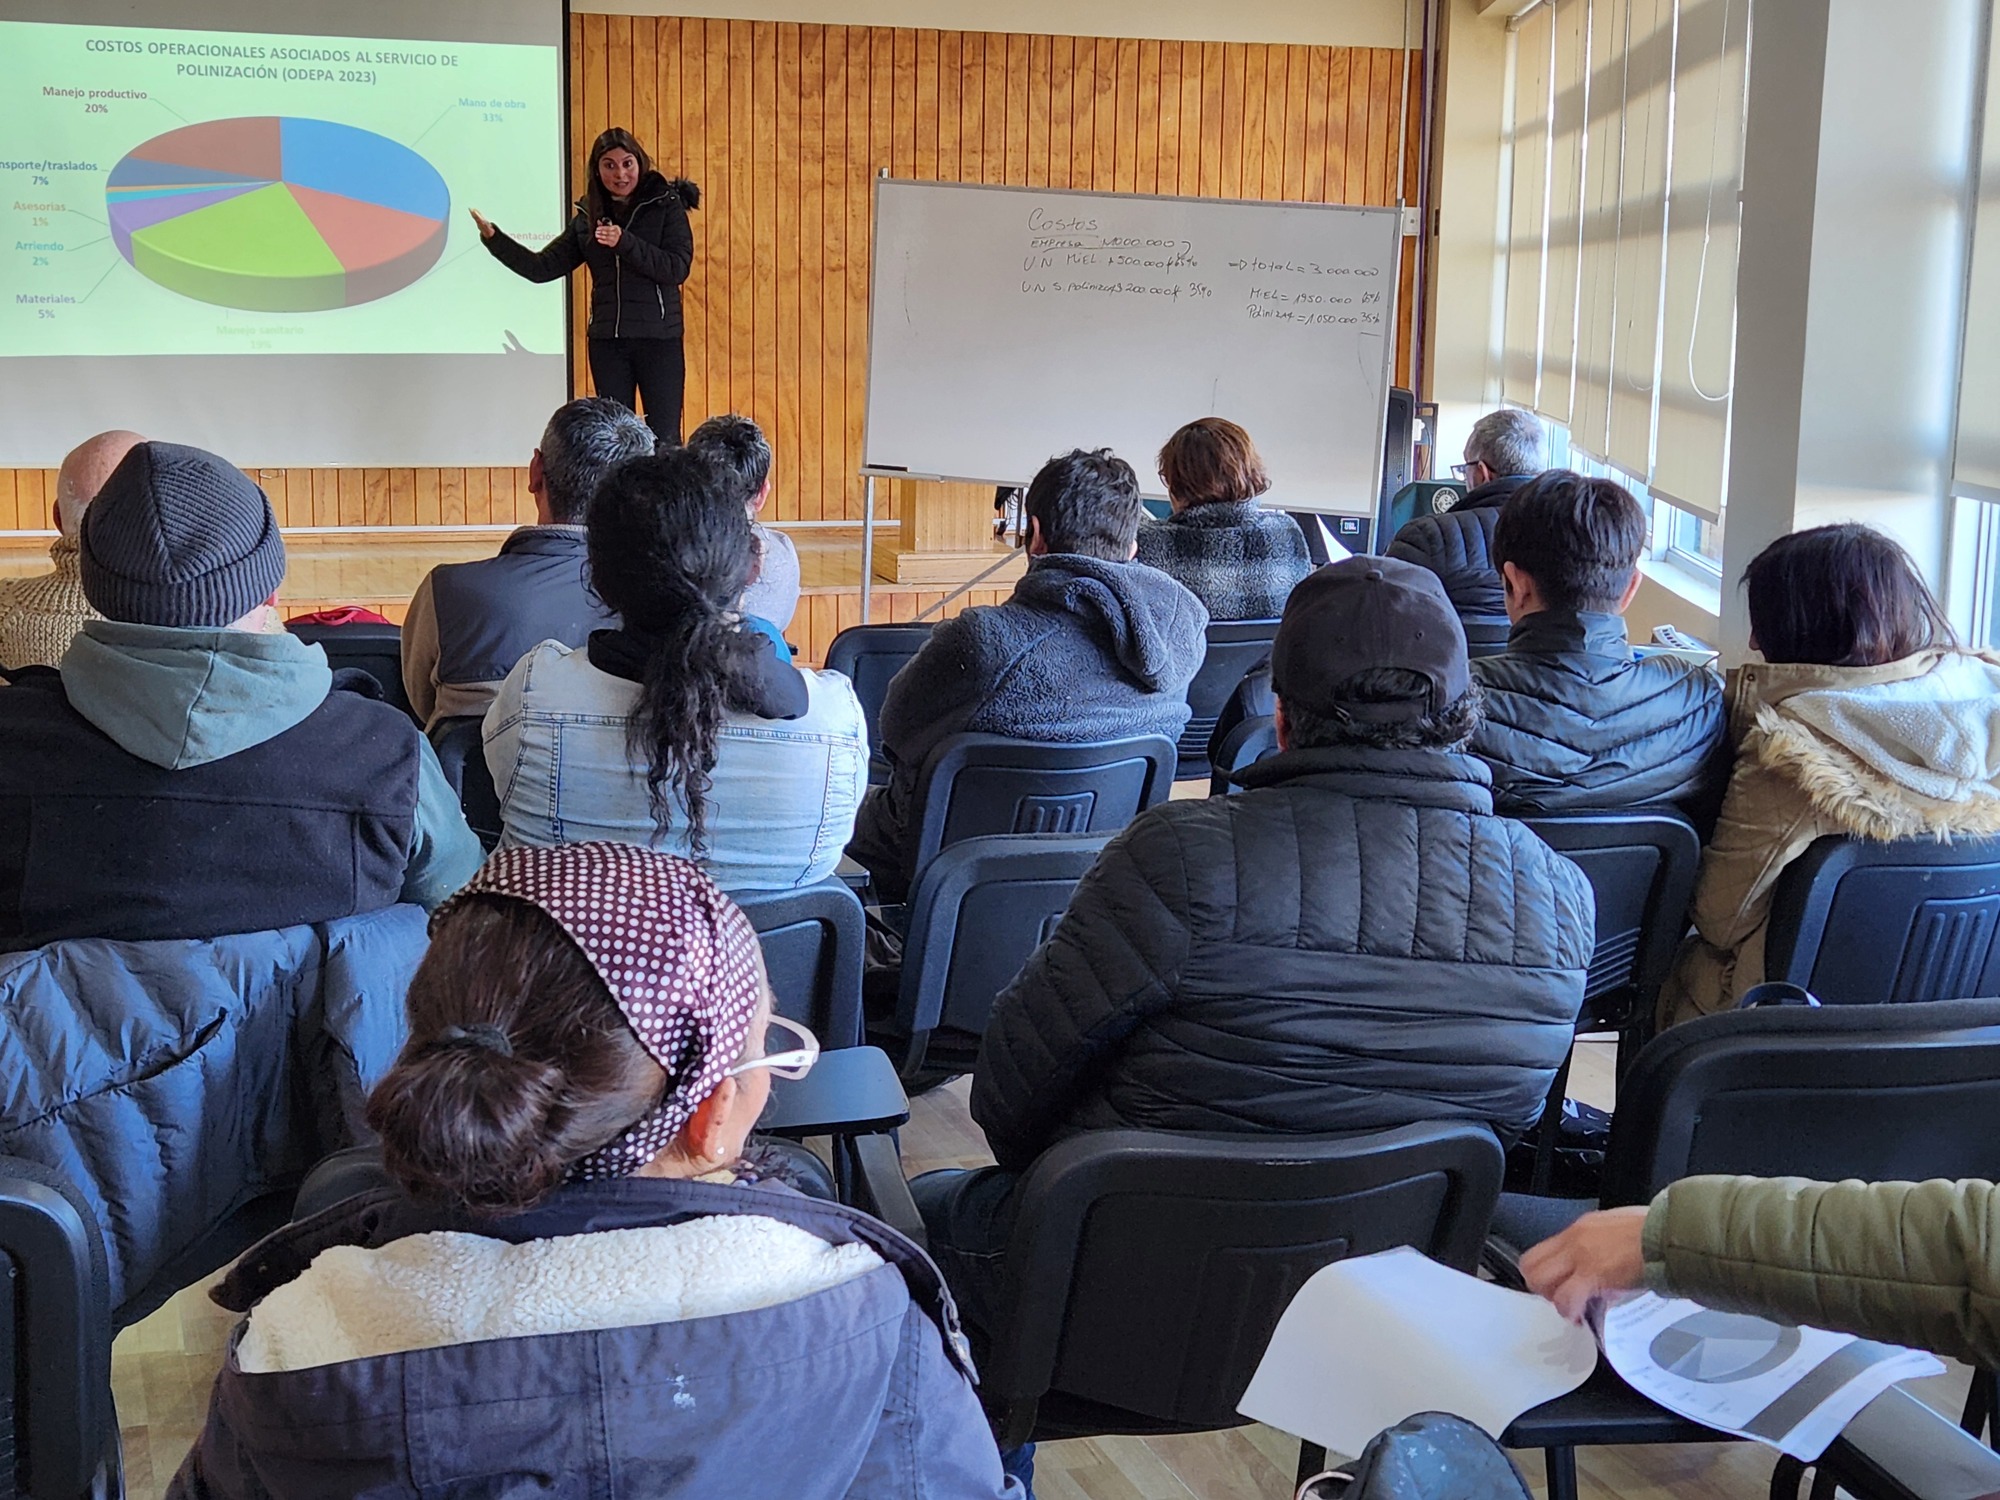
[0,471,16,531]
[799,26,825,523]
[1005,34,1030,184]
[389,469,416,527]
[1136,40,1160,195]
[1047,37,1071,191]
[1068,37,1092,189]
[415,468,441,527]
[845,27,870,528]
[821,26,849,530]
[1026,35,1050,189]
[983,34,1007,186]
[1091,37,1116,191]
[776,24,802,522]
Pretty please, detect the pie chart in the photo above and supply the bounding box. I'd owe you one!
[1648,1310,1803,1384]
[106,117,449,312]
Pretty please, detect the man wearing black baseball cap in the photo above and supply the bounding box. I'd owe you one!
[0,441,483,950]
[913,554,1594,1353]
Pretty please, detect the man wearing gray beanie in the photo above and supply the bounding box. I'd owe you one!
[0,441,482,950]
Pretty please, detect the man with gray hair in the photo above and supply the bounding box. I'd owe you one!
[0,429,142,672]
[1388,406,1546,620]
[402,396,654,727]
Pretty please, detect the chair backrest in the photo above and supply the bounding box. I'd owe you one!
[1524,813,1702,1029]
[731,880,867,1050]
[0,1156,112,1500]
[983,1121,1504,1445]
[1460,615,1512,658]
[823,623,934,766]
[1601,997,2000,1207]
[1208,713,1281,796]
[909,732,1177,877]
[889,833,1110,1080]
[1177,621,1280,781]
[430,716,501,851]
[1765,834,2000,1003]
[287,620,415,723]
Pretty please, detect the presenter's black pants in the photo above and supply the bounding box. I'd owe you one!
[588,336,684,445]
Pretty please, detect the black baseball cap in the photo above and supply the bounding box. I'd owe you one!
[1270,555,1471,723]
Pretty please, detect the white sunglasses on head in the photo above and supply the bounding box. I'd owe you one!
[723,1012,819,1080]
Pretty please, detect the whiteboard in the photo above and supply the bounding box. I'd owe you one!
[863,179,1401,515]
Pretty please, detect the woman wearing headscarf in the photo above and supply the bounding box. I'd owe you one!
[169,842,1017,1499]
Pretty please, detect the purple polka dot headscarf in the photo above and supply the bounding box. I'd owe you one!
[432,841,765,1180]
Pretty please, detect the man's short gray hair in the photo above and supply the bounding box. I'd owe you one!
[538,397,656,523]
[1467,408,1546,477]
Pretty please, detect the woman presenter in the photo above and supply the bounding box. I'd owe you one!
[472,127,697,443]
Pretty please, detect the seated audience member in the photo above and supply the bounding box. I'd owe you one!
[0,442,481,950]
[0,429,140,671]
[1471,470,1725,820]
[1135,416,1312,619]
[687,411,801,640]
[1525,1176,2000,1367]
[1662,525,2000,1026]
[401,397,654,728]
[847,448,1209,903]
[914,556,1593,1360]
[169,843,1018,1499]
[484,448,867,892]
[1388,407,1547,618]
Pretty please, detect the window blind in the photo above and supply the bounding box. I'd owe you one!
[1606,0,1675,478]
[1535,0,1591,429]
[1502,3,1553,409]
[1953,8,2000,502]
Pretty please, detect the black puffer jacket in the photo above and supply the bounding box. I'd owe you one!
[1470,611,1727,823]
[1386,472,1535,618]
[970,744,1595,1171]
[483,171,697,339]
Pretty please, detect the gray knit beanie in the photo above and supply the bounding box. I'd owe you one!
[79,441,286,627]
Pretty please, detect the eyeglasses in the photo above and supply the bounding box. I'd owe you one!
[724,1012,820,1081]
[1450,462,1477,481]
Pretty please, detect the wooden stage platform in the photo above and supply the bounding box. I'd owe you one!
[0,525,1021,670]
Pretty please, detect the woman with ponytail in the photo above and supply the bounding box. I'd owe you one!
[482,446,868,892]
[170,843,1018,1499]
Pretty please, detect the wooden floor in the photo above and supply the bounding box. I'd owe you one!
[106,1038,1974,1497]
[1,526,1003,669]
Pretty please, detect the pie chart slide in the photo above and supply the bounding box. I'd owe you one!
[1648,1310,1803,1384]
[106,118,450,312]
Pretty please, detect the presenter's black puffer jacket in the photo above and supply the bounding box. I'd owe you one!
[1470,610,1727,824]
[1386,472,1536,619]
[482,171,698,339]
[970,744,1595,1172]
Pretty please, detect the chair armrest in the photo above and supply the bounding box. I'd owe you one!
[1482,1234,1527,1291]
[761,1047,911,1138]
[848,1134,927,1248]
[1824,1385,2000,1500]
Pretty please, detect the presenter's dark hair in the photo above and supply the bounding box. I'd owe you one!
[585,127,653,220]
[1023,448,1144,561]
[538,397,656,524]
[586,449,764,850]
[686,414,773,509]
[1157,418,1270,509]
[1744,524,1955,668]
[1491,469,1647,614]
[366,895,664,1214]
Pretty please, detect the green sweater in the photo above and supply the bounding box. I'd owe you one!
[1644,1176,2000,1369]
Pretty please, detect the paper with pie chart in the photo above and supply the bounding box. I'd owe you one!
[108,118,449,312]
[1599,1294,1943,1460]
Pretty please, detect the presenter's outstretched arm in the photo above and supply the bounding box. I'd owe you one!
[473,205,585,284]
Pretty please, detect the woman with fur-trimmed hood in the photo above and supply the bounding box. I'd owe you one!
[1661,524,2000,1026]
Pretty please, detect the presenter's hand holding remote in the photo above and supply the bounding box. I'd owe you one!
[594,221,623,248]
[468,208,496,240]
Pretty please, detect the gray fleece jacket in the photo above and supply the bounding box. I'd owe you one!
[846,554,1208,901]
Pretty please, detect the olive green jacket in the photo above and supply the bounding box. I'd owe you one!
[1644,1175,2000,1369]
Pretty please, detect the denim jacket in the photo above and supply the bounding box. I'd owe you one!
[483,640,869,893]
